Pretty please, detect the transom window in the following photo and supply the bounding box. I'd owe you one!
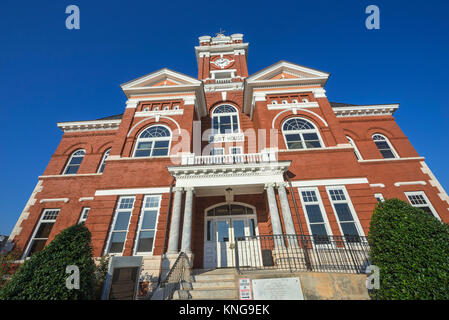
[106,196,135,254]
[134,195,162,254]
[97,148,111,173]
[405,191,440,220]
[372,134,397,159]
[25,209,60,258]
[282,118,323,150]
[211,105,240,135]
[63,149,85,174]
[133,125,171,157]
[207,204,254,217]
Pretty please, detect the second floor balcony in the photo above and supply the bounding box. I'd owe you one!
[180,149,277,166]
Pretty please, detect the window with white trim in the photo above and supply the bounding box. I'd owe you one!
[63,149,85,174]
[372,134,398,159]
[405,191,441,220]
[326,187,363,242]
[24,209,60,258]
[374,193,384,203]
[211,105,240,135]
[211,147,224,155]
[133,125,171,157]
[346,136,362,160]
[79,207,90,224]
[282,118,323,150]
[97,148,111,173]
[134,195,162,254]
[106,197,135,254]
[298,188,332,244]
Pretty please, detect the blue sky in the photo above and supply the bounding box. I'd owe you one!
[0,0,448,235]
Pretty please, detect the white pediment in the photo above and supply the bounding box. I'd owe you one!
[247,61,329,82]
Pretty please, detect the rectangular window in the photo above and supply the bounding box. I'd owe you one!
[230,147,243,163]
[106,197,135,254]
[25,209,60,258]
[79,207,90,224]
[298,188,331,244]
[405,191,440,220]
[326,187,363,242]
[134,195,162,254]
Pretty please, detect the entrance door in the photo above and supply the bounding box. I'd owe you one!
[203,204,262,269]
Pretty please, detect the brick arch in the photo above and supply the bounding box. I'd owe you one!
[366,127,395,140]
[95,141,114,154]
[343,129,361,140]
[62,143,93,155]
[127,117,179,139]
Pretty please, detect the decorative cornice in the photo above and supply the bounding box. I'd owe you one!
[333,105,399,118]
[57,119,121,133]
[267,101,319,110]
[134,109,184,118]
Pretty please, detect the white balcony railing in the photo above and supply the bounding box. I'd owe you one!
[180,150,277,166]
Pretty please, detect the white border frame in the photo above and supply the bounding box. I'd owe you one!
[211,104,241,136]
[404,191,441,221]
[133,194,162,256]
[63,149,86,175]
[104,196,136,256]
[325,186,366,238]
[374,193,385,203]
[346,136,363,160]
[78,207,90,224]
[372,133,399,159]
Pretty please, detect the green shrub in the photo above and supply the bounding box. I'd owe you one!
[94,254,110,299]
[0,224,96,300]
[368,198,449,300]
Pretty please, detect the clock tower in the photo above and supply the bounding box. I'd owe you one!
[195,32,248,90]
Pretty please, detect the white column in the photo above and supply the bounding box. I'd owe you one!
[265,183,284,247]
[181,187,194,253]
[167,187,184,254]
[277,183,296,235]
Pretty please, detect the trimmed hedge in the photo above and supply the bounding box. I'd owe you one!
[368,198,449,300]
[0,224,96,300]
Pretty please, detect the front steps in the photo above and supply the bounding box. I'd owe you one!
[173,268,238,300]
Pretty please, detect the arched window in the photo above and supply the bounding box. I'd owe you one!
[133,125,171,157]
[282,118,323,150]
[372,134,397,159]
[211,104,239,135]
[97,148,111,173]
[346,136,362,160]
[63,149,85,174]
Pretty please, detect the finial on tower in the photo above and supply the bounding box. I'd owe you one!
[216,28,226,37]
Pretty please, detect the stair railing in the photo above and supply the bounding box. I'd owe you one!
[160,252,191,300]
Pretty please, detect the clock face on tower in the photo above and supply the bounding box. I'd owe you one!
[213,57,231,69]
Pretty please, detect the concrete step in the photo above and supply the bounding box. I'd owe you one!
[190,281,236,290]
[192,273,235,282]
[173,288,237,300]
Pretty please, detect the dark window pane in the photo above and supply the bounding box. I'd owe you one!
[249,219,256,237]
[114,212,131,230]
[380,150,395,159]
[154,140,169,148]
[310,224,328,236]
[109,232,126,253]
[141,210,157,229]
[152,148,169,156]
[216,220,229,242]
[287,142,304,149]
[334,203,354,222]
[138,141,153,149]
[375,141,390,149]
[137,231,154,252]
[65,165,79,174]
[109,242,124,253]
[99,163,106,173]
[35,222,54,238]
[305,205,324,223]
[220,116,231,124]
[28,240,47,256]
[135,150,151,157]
[207,220,212,241]
[304,140,322,148]
[340,222,359,237]
[70,156,84,165]
[419,207,433,215]
[285,134,301,142]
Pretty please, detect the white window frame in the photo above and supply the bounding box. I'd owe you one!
[372,134,399,159]
[325,186,365,238]
[132,125,172,158]
[346,136,362,160]
[211,147,224,155]
[63,149,86,175]
[405,191,441,221]
[23,209,60,259]
[133,195,162,256]
[282,117,325,150]
[97,148,111,173]
[104,196,135,256]
[374,193,384,203]
[78,207,90,224]
[298,187,333,244]
[211,104,241,136]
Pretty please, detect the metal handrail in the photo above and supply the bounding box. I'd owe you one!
[160,252,191,300]
[234,234,370,274]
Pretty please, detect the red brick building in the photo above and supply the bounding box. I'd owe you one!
[8,32,449,290]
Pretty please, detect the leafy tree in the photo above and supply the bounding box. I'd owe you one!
[368,198,449,300]
[0,224,96,300]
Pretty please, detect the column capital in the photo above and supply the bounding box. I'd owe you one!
[184,187,195,192]
[172,187,184,192]
[264,183,276,189]
[276,182,289,188]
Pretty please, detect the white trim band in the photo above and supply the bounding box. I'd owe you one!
[79,197,94,202]
[291,178,369,188]
[394,181,427,187]
[95,187,170,196]
[39,198,70,204]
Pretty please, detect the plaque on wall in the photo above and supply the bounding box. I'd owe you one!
[252,277,304,300]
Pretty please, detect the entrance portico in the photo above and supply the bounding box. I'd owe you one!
[166,154,297,268]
